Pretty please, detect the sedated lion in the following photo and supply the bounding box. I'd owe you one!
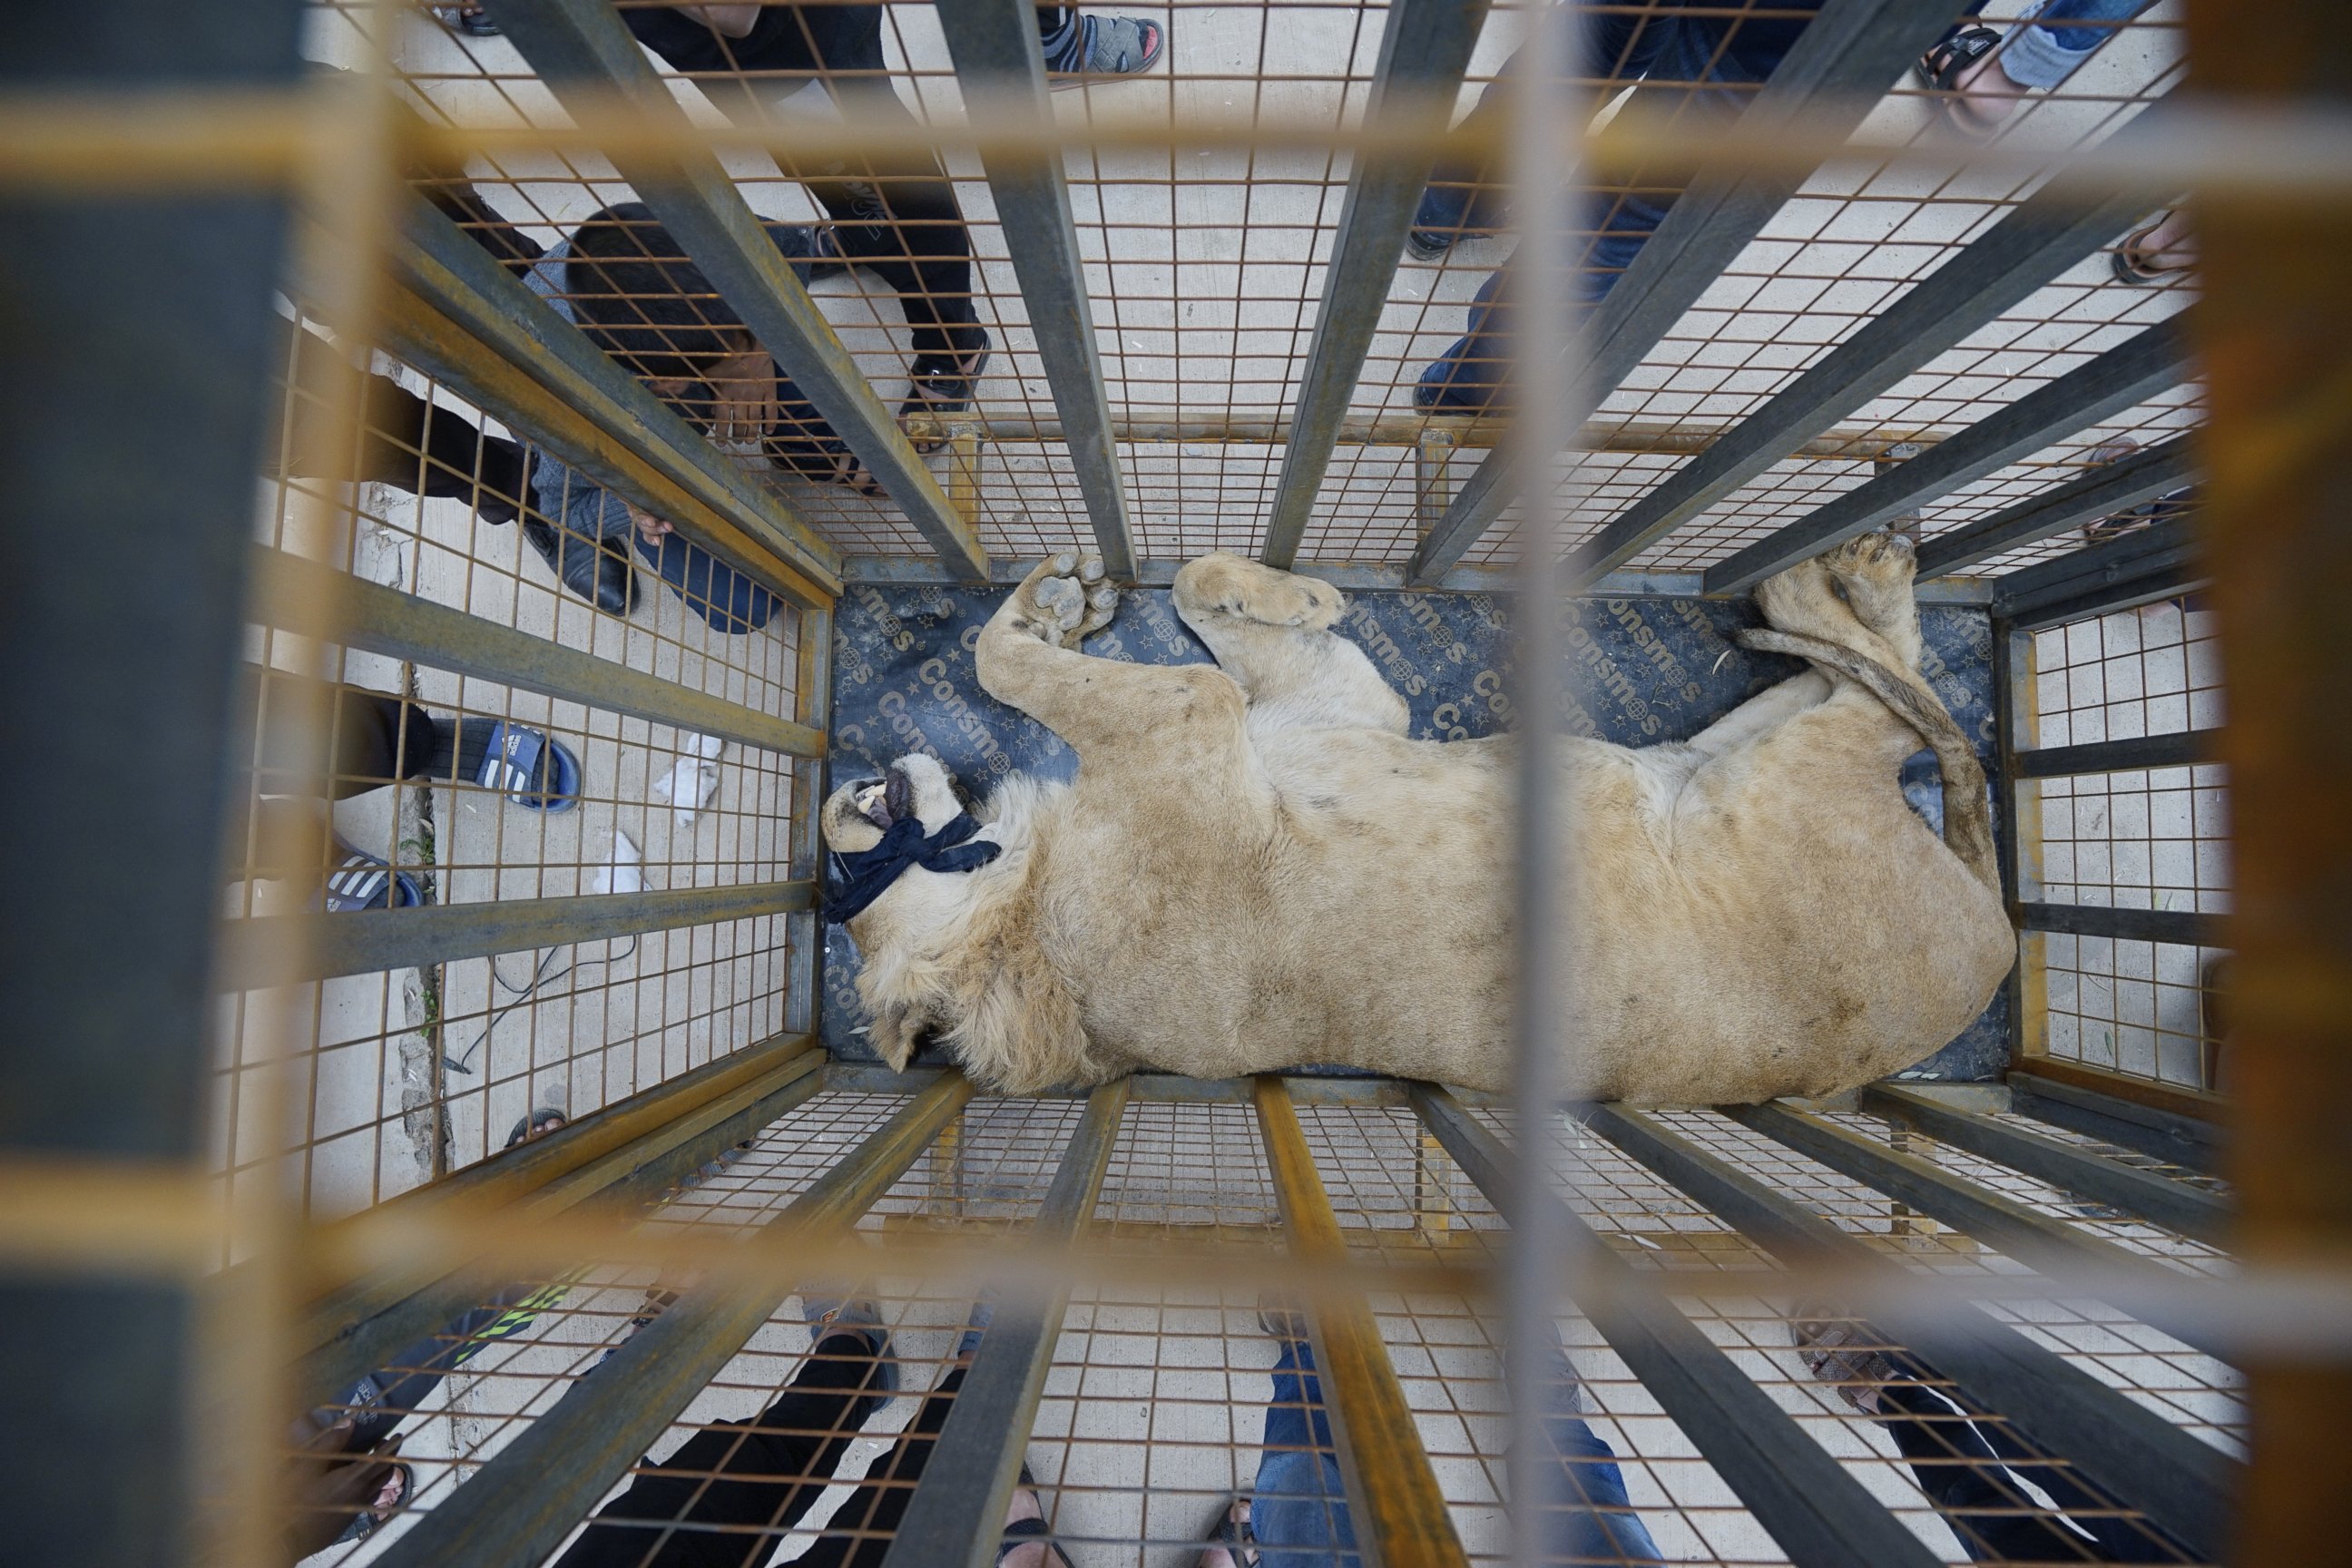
[820,536,2014,1102]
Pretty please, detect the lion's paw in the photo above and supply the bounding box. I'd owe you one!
[1172,554,1344,631]
[1821,528,1916,587]
[1013,552,1119,649]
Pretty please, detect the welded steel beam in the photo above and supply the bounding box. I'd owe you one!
[1260,0,1488,568]
[1860,1085,2230,1245]
[1257,1076,1468,1568]
[377,1073,975,1568]
[0,5,304,1559]
[787,603,833,1039]
[2005,1070,2227,1177]
[215,878,812,991]
[1562,177,2166,587]
[2014,729,2216,779]
[1411,1089,1943,1568]
[292,1034,825,1408]
[250,546,824,758]
[374,192,839,600]
[2016,899,2221,947]
[481,0,989,578]
[1916,434,2198,580]
[1582,1104,2236,1563]
[933,0,1133,578]
[881,1082,1130,1568]
[1406,0,1972,583]
[1730,1102,2230,1360]
[1991,513,2203,623]
[1708,320,2197,593]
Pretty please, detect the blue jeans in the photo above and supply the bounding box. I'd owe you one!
[1250,1340,1662,1568]
[632,530,782,636]
[1984,0,2159,91]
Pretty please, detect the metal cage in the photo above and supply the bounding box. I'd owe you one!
[2,1,2345,1565]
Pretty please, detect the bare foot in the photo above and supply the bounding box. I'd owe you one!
[1945,44,2027,136]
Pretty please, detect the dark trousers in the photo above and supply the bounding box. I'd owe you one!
[220,667,443,874]
[1879,1377,2185,1563]
[556,1340,969,1568]
[272,315,534,524]
[726,38,995,363]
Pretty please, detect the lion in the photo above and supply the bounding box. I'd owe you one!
[819,535,2014,1102]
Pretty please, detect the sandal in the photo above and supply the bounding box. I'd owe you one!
[1198,1494,1259,1567]
[321,838,424,913]
[2111,209,2194,285]
[1788,1305,1896,1417]
[1045,14,1167,81]
[1914,25,2010,137]
[999,1465,1077,1568]
[475,721,583,813]
[2080,437,2196,543]
[899,342,993,454]
[428,5,498,38]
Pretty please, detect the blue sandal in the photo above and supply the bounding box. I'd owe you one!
[322,839,424,913]
[476,721,583,812]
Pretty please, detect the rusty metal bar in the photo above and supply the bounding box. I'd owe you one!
[1560,170,2167,586]
[1730,1101,2231,1360]
[250,545,824,758]
[1582,1103,2237,1561]
[1256,1075,1469,1568]
[1860,1084,2230,1244]
[214,878,813,992]
[787,603,834,1041]
[372,191,841,596]
[1916,435,2199,581]
[481,0,989,580]
[2005,1069,2227,1176]
[290,1035,824,1408]
[1411,1088,1943,1568]
[368,270,831,608]
[933,0,1133,578]
[880,1082,1130,1568]
[1710,319,2198,594]
[1408,0,1974,583]
[1260,0,1488,568]
[375,1072,975,1568]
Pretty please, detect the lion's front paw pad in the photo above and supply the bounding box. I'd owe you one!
[1034,574,1089,633]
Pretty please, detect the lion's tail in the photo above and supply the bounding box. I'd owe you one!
[1732,627,2002,896]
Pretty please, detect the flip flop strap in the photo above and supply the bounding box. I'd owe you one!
[1922,25,2001,90]
[326,856,392,909]
[997,1517,1071,1567]
[477,722,546,799]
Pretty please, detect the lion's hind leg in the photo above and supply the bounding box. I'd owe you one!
[1172,554,1408,734]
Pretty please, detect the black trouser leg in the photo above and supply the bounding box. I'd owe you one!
[220,668,438,874]
[808,76,982,362]
[554,1334,898,1568]
[1878,1379,2127,1563]
[237,666,437,804]
[274,318,531,523]
[794,1365,969,1568]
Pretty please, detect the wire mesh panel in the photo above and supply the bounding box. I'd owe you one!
[2014,594,2229,1094]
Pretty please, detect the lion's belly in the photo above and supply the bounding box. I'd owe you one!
[1046,724,2009,1102]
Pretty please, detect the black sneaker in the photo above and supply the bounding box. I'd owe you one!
[522,517,636,614]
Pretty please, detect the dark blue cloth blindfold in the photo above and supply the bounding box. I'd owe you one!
[824,812,1002,924]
